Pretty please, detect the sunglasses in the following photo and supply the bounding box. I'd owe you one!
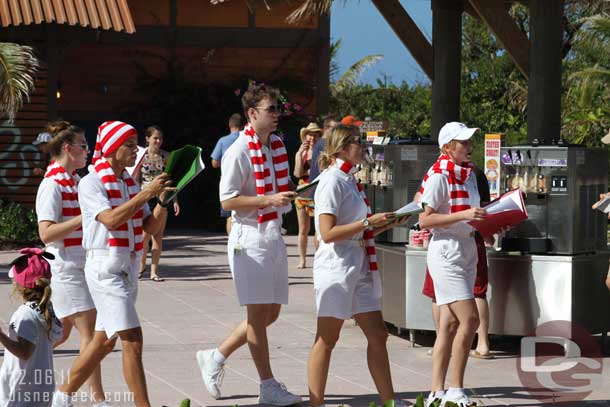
[349,137,365,146]
[70,143,90,151]
[255,105,280,114]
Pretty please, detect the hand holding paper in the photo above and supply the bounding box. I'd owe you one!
[393,201,427,219]
[159,145,205,206]
[467,188,528,237]
[592,193,610,213]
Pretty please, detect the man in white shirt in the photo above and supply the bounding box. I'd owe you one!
[196,84,301,406]
[52,121,173,407]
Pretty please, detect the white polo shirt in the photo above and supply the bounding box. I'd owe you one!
[219,134,288,231]
[421,172,480,236]
[78,172,151,251]
[314,166,368,240]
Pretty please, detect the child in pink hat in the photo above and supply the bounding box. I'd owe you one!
[0,248,63,406]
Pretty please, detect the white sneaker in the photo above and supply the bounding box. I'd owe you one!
[258,381,302,406]
[92,402,112,407]
[51,391,73,407]
[196,349,225,399]
[442,392,476,407]
[425,392,443,407]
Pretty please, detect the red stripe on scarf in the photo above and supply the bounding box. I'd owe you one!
[44,162,82,247]
[419,154,473,214]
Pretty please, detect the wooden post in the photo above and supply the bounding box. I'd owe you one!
[527,0,563,144]
[316,12,330,115]
[431,0,463,142]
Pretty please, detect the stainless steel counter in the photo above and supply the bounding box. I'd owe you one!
[377,244,610,338]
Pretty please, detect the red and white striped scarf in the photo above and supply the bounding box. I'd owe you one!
[243,123,290,224]
[93,156,144,253]
[335,158,378,272]
[44,162,82,248]
[419,154,473,213]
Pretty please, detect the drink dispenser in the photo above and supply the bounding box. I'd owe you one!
[499,144,607,254]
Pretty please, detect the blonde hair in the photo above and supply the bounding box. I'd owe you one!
[440,140,460,155]
[13,278,54,337]
[318,124,360,171]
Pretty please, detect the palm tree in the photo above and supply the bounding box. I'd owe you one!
[330,38,383,95]
[0,42,39,122]
[569,14,610,84]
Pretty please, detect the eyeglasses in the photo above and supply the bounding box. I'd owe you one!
[255,105,280,114]
[349,137,364,146]
[70,143,90,151]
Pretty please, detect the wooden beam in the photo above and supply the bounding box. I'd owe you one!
[371,0,433,80]
[468,0,530,79]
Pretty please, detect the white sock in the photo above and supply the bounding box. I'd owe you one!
[212,349,226,365]
[52,391,72,406]
[261,377,276,387]
[446,387,465,398]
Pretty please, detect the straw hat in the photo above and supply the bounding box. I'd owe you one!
[299,122,322,142]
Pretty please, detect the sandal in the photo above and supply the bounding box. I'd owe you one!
[138,267,146,279]
[470,350,494,359]
[150,276,165,282]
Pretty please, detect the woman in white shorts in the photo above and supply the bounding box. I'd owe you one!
[418,122,487,407]
[307,124,408,407]
[35,121,108,404]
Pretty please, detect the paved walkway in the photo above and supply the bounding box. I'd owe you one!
[1,230,609,406]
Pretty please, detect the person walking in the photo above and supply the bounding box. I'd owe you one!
[418,122,486,407]
[294,122,322,268]
[51,121,173,407]
[135,126,180,282]
[195,83,301,405]
[35,121,109,405]
[307,124,408,407]
[211,113,244,235]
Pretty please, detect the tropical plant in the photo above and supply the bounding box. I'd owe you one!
[330,38,383,95]
[0,42,38,122]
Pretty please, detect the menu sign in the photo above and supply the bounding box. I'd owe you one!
[484,133,504,199]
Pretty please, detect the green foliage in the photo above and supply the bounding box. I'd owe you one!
[0,199,39,244]
[0,42,39,122]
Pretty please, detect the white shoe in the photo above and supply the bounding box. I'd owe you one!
[92,402,112,407]
[51,391,73,407]
[441,392,476,407]
[425,392,443,407]
[196,349,225,399]
[258,381,302,406]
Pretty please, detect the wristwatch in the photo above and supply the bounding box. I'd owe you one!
[361,218,370,228]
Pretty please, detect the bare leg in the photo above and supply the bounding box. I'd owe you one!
[72,310,106,402]
[447,299,479,389]
[296,207,310,268]
[354,311,395,403]
[217,305,280,359]
[59,331,117,395]
[431,305,458,392]
[246,303,280,380]
[432,301,440,333]
[474,297,490,355]
[53,317,74,349]
[307,317,343,407]
[118,327,151,407]
[150,216,167,279]
[140,232,151,274]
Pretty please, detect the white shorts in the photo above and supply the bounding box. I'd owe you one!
[427,234,477,306]
[313,242,381,320]
[84,251,140,338]
[47,248,95,320]
[227,223,288,306]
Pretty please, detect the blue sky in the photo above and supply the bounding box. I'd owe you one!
[330,0,432,85]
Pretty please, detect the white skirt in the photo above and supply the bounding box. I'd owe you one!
[426,234,477,306]
[227,223,289,306]
[313,241,381,320]
[46,247,95,320]
[84,251,140,339]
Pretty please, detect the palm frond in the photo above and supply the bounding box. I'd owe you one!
[569,66,610,82]
[585,13,610,38]
[287,0,345,24]
[0,43,38,122]
[333,54,383,93]
[329,38,342,82]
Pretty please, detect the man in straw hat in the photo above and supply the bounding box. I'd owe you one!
[195,83,301,405]
[52,121,174,407]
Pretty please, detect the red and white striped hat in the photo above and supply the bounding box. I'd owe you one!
[91,121,138,165]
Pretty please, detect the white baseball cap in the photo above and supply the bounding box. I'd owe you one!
[32,132,51,145]
[438,122,479,148]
